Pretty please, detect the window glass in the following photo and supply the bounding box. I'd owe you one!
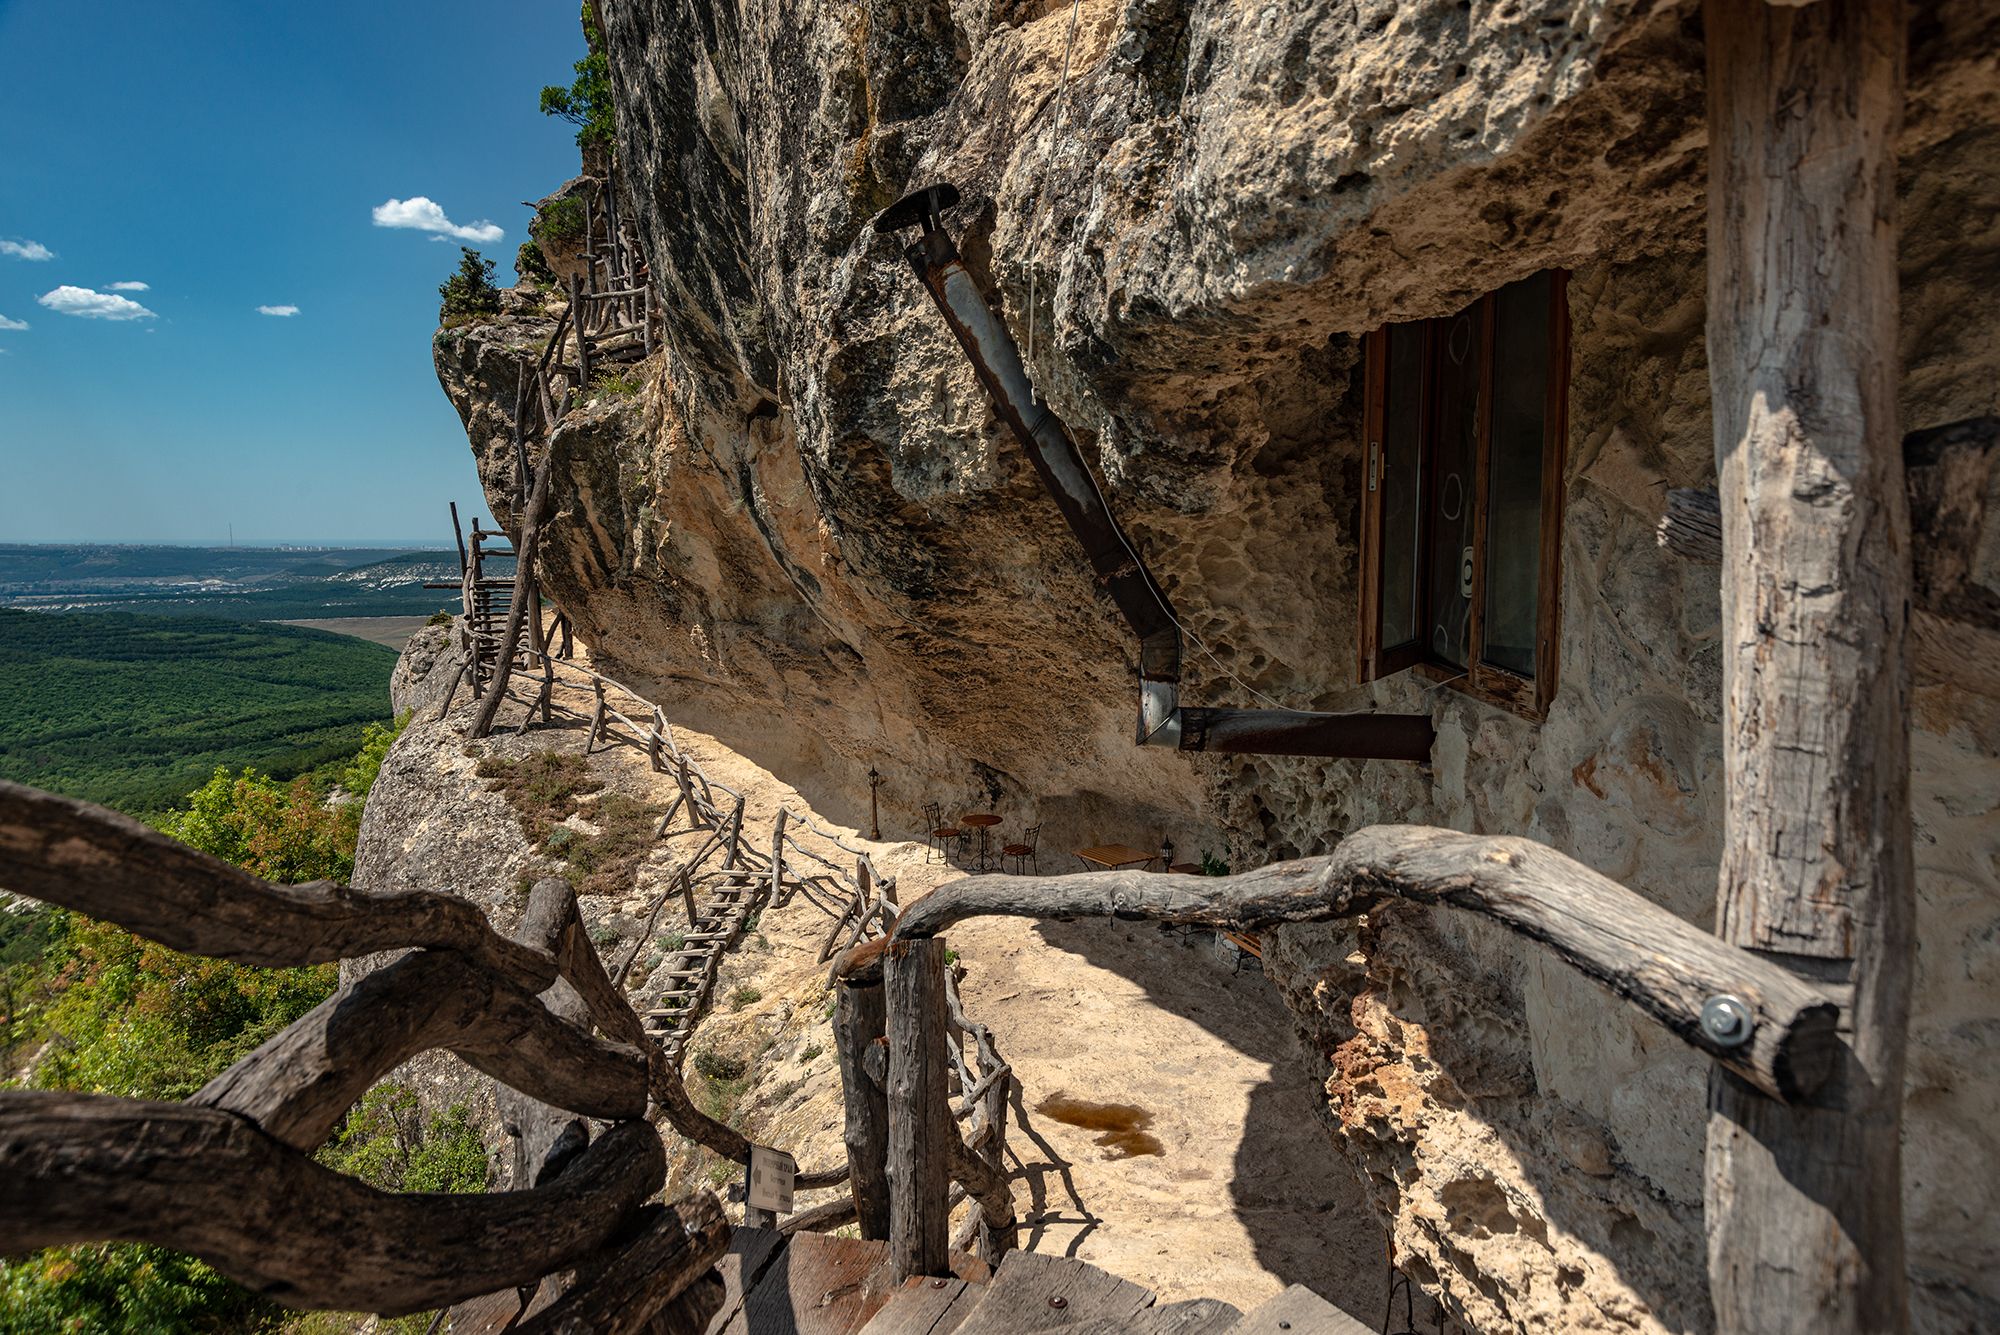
[1483,274,1551,678]
[1380,323,1425,652]
[1425,307,1481,669]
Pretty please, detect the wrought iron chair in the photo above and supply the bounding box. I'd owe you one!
[1001,824,1041,875]
[922,802,965,865]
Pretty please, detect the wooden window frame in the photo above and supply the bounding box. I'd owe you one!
[1356,272,1570,721]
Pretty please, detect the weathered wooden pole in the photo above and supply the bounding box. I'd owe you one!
[470,417,561,739]
[770,809,789,907]
[569,273,592,389]
[884,936,952,1280]
[1703,3,1912,1331]
[833,974,891,1239]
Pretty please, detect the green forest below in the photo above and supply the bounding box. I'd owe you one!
[0,609,402,814]
[1,720,488,1332]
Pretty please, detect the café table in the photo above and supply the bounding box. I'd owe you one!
[961,813,1002,870]
[1073,843,1159,873]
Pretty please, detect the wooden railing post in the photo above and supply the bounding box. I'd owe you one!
[769,810,788,908]
[834,975,890,1240]
[884,936,951,1281]
[1703,5,1911,1331]
[569,273,591,389]
[585,680,607,754]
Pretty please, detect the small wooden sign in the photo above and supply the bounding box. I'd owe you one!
[747,1144,796,1216]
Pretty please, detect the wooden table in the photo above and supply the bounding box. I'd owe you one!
[1073,844,1158,873]
[961,813,1001,870]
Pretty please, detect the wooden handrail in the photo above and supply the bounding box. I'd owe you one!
[0,784,730,1318]
[0,782,554,984]
[892,826,1841,1105]
[0,1093,667,1317]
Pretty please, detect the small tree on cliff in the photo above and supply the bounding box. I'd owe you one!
[540,3,615,152]
[438,247,500,322]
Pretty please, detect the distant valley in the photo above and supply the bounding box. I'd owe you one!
[0,543,475,621]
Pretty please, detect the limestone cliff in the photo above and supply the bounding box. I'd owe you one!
[429,2,2000,1330]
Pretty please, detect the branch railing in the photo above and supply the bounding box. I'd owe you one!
[449,637,1023,1253]
[0,781,730,1325]
[818,817,1848,1289]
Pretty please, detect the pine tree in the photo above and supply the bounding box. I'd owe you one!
[438,247,501,321]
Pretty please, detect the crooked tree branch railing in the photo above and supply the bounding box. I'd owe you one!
[448,647,885,1195]
[455,644,1020,1247]
[890,826,1841,1104]
[0,781,729,1322]
[835,821,1849,1287]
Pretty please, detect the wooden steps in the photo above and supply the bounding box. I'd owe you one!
[704,1229,1370,1335]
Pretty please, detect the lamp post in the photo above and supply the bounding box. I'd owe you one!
[1159,835,1175,872]
[868,767,883,840]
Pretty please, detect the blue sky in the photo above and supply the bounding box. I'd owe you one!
[0,0,587,544]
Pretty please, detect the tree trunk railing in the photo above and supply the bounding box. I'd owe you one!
[0,781,728,1322]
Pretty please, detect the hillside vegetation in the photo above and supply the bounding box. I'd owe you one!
[1,724,486,1332]
[0,609,399,813]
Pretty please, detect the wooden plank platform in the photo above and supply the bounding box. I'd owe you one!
[721,1231,894,1335]
[1223,1284,1372,1335]
[947,1249,1155,1335]
[856,1275,982,1335]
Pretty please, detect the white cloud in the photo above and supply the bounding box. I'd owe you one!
[108,280,150,291]
[37,285,156,321]
[371,196,504,245]
[0,314,26,331]
[257,304,300,317]
[1,239,54,261]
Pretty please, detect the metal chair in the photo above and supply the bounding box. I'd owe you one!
[922,802,964,865]
[1001,824,1041,875]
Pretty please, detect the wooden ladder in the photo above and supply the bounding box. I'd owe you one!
[642,864,773,1064]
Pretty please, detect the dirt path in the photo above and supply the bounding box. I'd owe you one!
[470,657,1386,1321]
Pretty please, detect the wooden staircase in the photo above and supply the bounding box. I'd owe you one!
[642,861,772,1065]
[703,1229,1373,1335]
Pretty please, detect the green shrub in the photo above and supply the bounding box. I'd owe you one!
[318,1086,490,1194]
[517,239,556,284]
[0,1242,276,1334]
[592,368,641,399]
[799,1042,823,1063]
[1199,850,1231,877]
[692,1047,746,1082]
[532,196,585,244]
[337,712,408,804]
[730,985,762,1011]
[427,608,454,627]
[158,767,357,887]
[438,247,501,322]
[539,6,615,151]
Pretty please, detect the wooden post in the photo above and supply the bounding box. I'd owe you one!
[1703,4,1911,1332]
[674,756,695,827]
[584,680,607,754]
[569,274,591,390]
[679,870,698,928]
[769,810,788,908]
[834,977,891,1240]
[725,797,746,869]
[884,936,951,1281]
[449,501,467,577]
[470,407,561,739]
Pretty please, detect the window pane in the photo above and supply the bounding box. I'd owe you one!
[1483,273,1552,678]
[1380,324,1424,651]
[1426,306,1481,669]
